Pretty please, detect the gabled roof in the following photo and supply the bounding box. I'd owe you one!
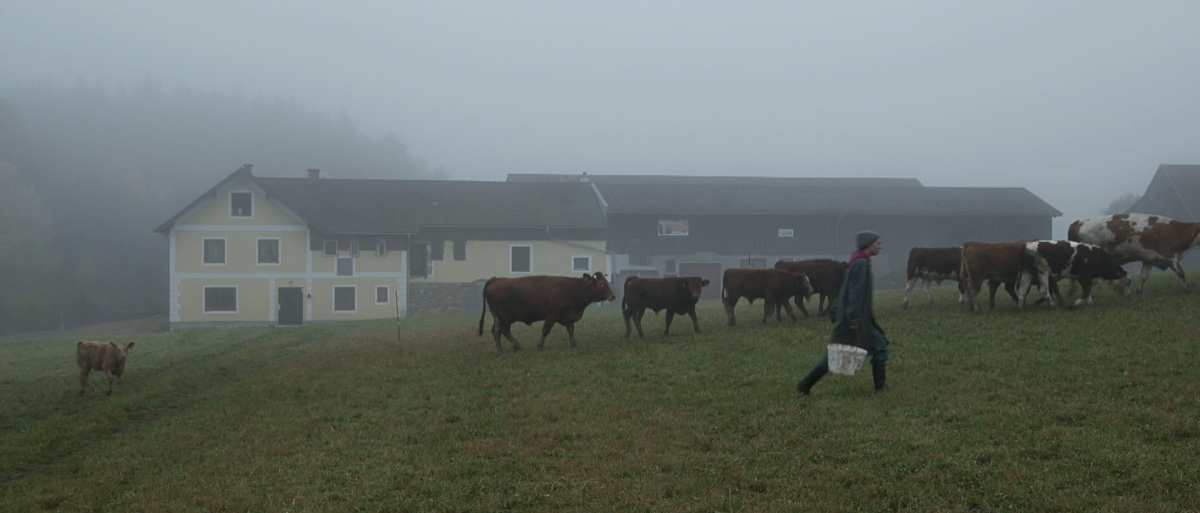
[508,173,1061,217]
[1128,164,1200,222]
[156,166,607,235]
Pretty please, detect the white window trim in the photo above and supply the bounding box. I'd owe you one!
[203,285,238,314]
[202,237,227,266]
[571,255,592,273]
[336,256,355,276]
[510,244,532,274]
[229,191,254,219]
[333,285,357,313]
[350,240,360,257]
[256,237,281,265]
[324,240,338,257]
[375,239,387,257]
[375,285,390,304]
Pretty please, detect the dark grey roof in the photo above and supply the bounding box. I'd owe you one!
[1128,164,1200,222]
[509,173,1061,217]
[156,167,607,235]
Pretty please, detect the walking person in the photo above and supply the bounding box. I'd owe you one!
[796,230,889,394]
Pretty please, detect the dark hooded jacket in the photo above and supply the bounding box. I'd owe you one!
[828,250,883,350]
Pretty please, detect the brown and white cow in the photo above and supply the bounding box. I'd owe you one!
[902,247,966,308]
[960,241,1026,313]
[1017,240,1131,309]
[1068,213,1200,293]
[77,340,135,396]
[478,272,616,352]
[622,276,711,338]
[721,268,812,326]
[773,259,847,316]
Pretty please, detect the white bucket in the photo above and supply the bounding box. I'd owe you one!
[827,344,868,376]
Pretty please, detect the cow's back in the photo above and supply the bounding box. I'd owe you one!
[962,241,1025,281]
[775,260,844,295]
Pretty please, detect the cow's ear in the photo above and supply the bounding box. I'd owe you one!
[701,279,711,287]
[108,342,117,348]
[582,273,593,281]
[127,342,135,350]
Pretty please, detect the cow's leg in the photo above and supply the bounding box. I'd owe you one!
[987,281,1000,309]
[1170,260,1188,291]
[104,370,115,395]
[632,308,646,338]
[1137,262,1153,294]
[922,278,935,306]
[663,311,675,336]
[902,278,917,308]
[967,278,982,313]
[623,306,634,338]
[956,279,965,304]
[538,321,557,350]
[497,322,521,352]
[490,322,504,352]
[724,296,738,326]
[1074,279,1093,307]
[688,309,701,333]
[1017,273,1032,310]
[1003,281,1020,306]
[792,294,811,318]
[564,323,578,348]
[79,367,91,397]
[817,294,831,315]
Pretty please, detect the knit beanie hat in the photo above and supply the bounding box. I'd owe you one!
[856,230,880,250]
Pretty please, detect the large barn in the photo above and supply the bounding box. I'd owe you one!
[509,174,1061,297]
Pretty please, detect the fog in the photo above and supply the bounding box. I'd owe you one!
[2,2,1199,331]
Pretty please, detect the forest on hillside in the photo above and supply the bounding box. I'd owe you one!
[0,78,444,335]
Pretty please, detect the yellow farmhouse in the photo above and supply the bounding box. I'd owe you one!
[155,165,610,331]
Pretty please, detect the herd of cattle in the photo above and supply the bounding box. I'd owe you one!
[475,213,1200,352]
[76,213,1200,394]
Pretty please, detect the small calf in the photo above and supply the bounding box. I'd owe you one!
[77,341,135,396]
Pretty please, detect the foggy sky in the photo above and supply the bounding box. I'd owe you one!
[4,1,1199,237]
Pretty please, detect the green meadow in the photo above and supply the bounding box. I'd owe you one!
[2,274,1198,512]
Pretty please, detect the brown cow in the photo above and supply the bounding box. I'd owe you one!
[1068,213,1200,293]
[721,268,812,326]
[77,340,135,396]
[902,247,966,308]
[960,241,1026,313]
[478,272,616,352]
[774,259,847,316]
[622,276,710,338]
[1018,240,1131,309]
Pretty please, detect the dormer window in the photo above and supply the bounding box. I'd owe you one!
[230,192,253,218]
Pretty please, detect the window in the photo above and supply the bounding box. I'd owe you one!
[740,257,767,269]
[257,239,280,264]
[336,256,354,276]
[203,238,226,265]
[665,258,677,274]
[510,245,531,274]
[410,243,429,277]
[350,240,360,257]
[453,240,466,261]
[376,239,387,257]
[572,255,591,272]
[204,286,237,312]
[334,286,356,312]
[230,192,252,217]
[324,240,338,257]
[376,286,389,304]
[431,240,444,261]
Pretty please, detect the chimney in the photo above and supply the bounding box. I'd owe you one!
[308,168,320,182]
[580,171,590,183]
[241,164,253,175]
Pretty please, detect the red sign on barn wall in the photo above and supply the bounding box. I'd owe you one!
[658,219,689,236]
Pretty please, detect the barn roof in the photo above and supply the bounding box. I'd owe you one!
[1127,164,1200,222]
[155,166,607,235]
[508,173,1062,217]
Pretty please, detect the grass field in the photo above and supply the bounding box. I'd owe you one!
[2,274,1198,512]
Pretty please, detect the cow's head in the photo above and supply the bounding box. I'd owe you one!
[583,272,617,302]
[792,273,813,300]
[679,277,711,301]
[1080,246,1133,297]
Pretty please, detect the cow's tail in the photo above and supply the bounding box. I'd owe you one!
[477,278,494,337]
[621,276,637,313]
[1066,221,1082,242]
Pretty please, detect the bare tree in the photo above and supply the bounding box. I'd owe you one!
[1103,192,1141,215]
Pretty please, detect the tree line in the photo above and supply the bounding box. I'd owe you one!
[0,78,443,335]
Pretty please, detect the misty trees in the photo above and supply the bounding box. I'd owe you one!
[0,79,444,334]
[1103,192,1141,215]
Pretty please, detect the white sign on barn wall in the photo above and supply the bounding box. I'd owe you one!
[778,229,794,237]
[658,219,689,236]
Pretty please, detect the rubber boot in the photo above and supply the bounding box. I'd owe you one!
[872,360,888,392]
[796,355,829,395]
